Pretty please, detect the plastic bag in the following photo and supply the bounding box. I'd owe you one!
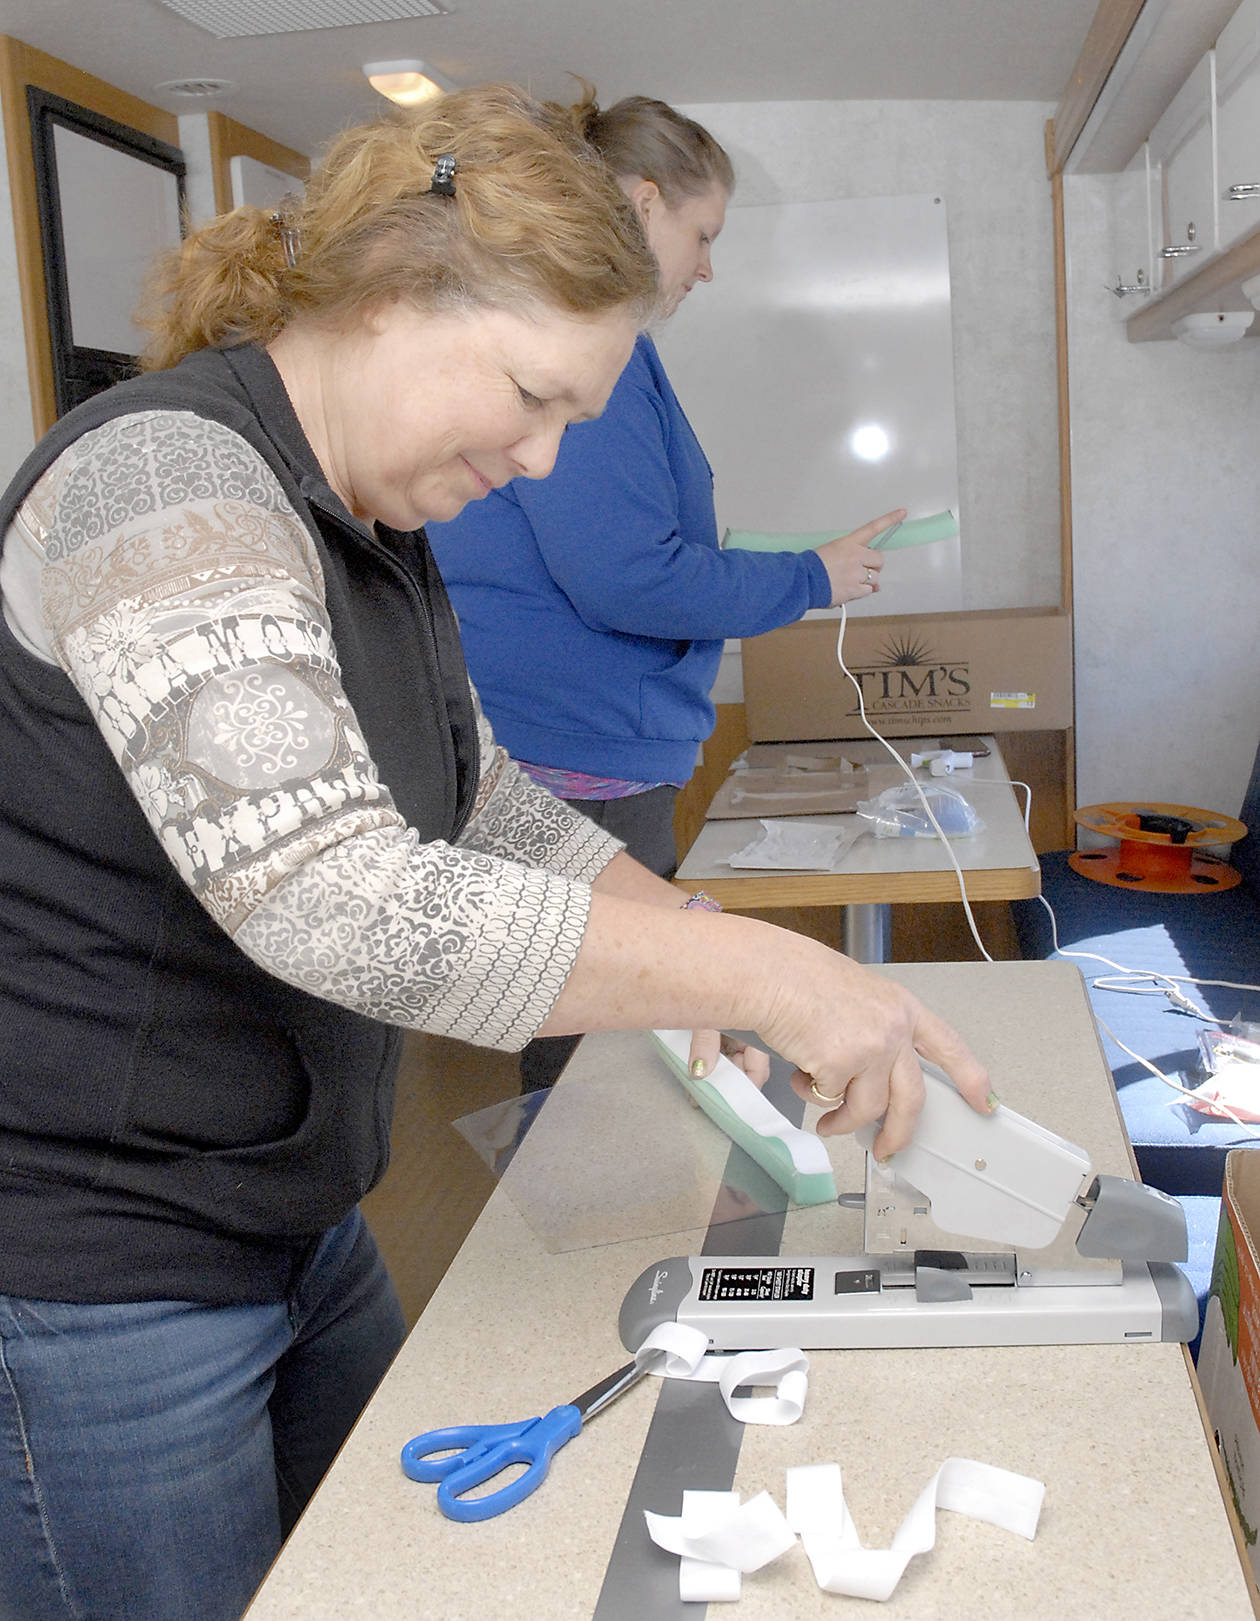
[855,782,985,840]
[1181,1026,1260,1121]
[725,818,859,870]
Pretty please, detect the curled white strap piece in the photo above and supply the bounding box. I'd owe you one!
[633,1323,809,1426]
[632,1320,710,1379]
[717,1349,809,1426]
[645,1489,798,1603]
[785,1458,1045,1602]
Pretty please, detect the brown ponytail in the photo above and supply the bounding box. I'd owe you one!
[557,85,735,205]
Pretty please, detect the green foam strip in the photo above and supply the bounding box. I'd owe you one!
[724,509,958,553]
[651,1031,838,1208]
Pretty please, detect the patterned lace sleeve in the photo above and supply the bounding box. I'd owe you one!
[26,409,593,1050]
[461,687,625,880]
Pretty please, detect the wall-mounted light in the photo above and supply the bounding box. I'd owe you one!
[1170,310,1255,349]
[363,60,453,107]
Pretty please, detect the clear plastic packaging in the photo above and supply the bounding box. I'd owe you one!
[855,782,985,840]
[724,818,859,871]
[1180,1026,1260,1121]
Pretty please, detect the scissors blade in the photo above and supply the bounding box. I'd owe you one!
[572,1359,649,1424]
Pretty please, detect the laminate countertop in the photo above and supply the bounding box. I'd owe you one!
[244,961,1254,1620]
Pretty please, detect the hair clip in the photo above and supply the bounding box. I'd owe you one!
[429,154,457,198]
[269,212,301,268]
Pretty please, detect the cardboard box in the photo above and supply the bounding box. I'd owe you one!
[741,607,1073,741]
[1198,1151,1260,1590]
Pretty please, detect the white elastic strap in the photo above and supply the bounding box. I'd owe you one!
[786,1458,1044,1601]
[632,1320,712,1379]
[645,1490,798,1603]
[679,1492,742,1603]
[653,1028,832,1176]
[633,1322,809,1425]
[707,1064,833,1176]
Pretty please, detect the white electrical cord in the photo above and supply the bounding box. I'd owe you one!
[1033,889,1260,1140]
[834,605,1260,1135]
[834,607,994,962]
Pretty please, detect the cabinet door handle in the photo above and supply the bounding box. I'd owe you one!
[1224,182,1260,200]
[1159,221,1201,258]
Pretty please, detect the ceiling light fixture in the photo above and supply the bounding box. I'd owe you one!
[363,59,453,107]
[1169,310,1255,349]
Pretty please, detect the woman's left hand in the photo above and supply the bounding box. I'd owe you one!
[687,1030,771,1088]
[813,508,905,605]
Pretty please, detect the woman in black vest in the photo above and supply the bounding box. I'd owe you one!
[0,83,989,1621]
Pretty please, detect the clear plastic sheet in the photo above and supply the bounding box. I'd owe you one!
[453,1030,837,1253]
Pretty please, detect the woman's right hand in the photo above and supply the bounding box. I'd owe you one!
[814,508,905,606]
[538,890,991,1163]
[745,928,993,1160]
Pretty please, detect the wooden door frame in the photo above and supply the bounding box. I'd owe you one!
[0,35,178,437]
[205,110,308,217]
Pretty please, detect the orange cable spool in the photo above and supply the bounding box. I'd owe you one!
[1070,801,1248,893]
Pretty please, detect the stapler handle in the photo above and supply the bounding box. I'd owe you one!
[856,1061,1093,1250]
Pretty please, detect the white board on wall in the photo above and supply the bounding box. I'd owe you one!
[657,193,962,618]
[230,153,304,210]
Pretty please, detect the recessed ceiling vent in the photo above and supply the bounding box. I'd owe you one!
[155,77,236,99]
[154,0,450,40]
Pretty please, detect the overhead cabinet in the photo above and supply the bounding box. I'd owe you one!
[1148,52,1219,287]
[1098,0,1260,339]
[1216,0,1260,250]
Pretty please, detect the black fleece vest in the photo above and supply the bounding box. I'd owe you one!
[0,344,479,1304]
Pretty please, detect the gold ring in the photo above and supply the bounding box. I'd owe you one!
[864,567,874,583]
[809,1079,847,1106]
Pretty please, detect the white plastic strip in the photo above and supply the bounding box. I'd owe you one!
[633,1323,809,1425]
[786,1459,1044,1602]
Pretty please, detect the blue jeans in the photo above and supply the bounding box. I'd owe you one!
[0,1209,405,1621]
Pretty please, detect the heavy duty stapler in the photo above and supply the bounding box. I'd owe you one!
[621,1057,1197,1351]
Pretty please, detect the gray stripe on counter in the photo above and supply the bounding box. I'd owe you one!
[592,1047,806,1620]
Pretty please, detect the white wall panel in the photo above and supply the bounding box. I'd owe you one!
[1065,173,1260,816]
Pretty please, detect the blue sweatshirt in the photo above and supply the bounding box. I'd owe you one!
[428,334,831,784]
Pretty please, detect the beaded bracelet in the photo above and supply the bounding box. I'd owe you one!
[681,890,722,913]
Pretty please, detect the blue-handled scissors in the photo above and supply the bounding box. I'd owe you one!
[400,1358,648,1522]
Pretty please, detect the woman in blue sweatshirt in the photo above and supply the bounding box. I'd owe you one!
[429,94,898,884]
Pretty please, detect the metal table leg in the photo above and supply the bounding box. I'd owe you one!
[842,902,891,963]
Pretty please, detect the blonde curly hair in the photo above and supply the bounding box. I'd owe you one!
[140,83,659,371]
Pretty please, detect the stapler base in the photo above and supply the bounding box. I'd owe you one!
[620,1254,1198,1352]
